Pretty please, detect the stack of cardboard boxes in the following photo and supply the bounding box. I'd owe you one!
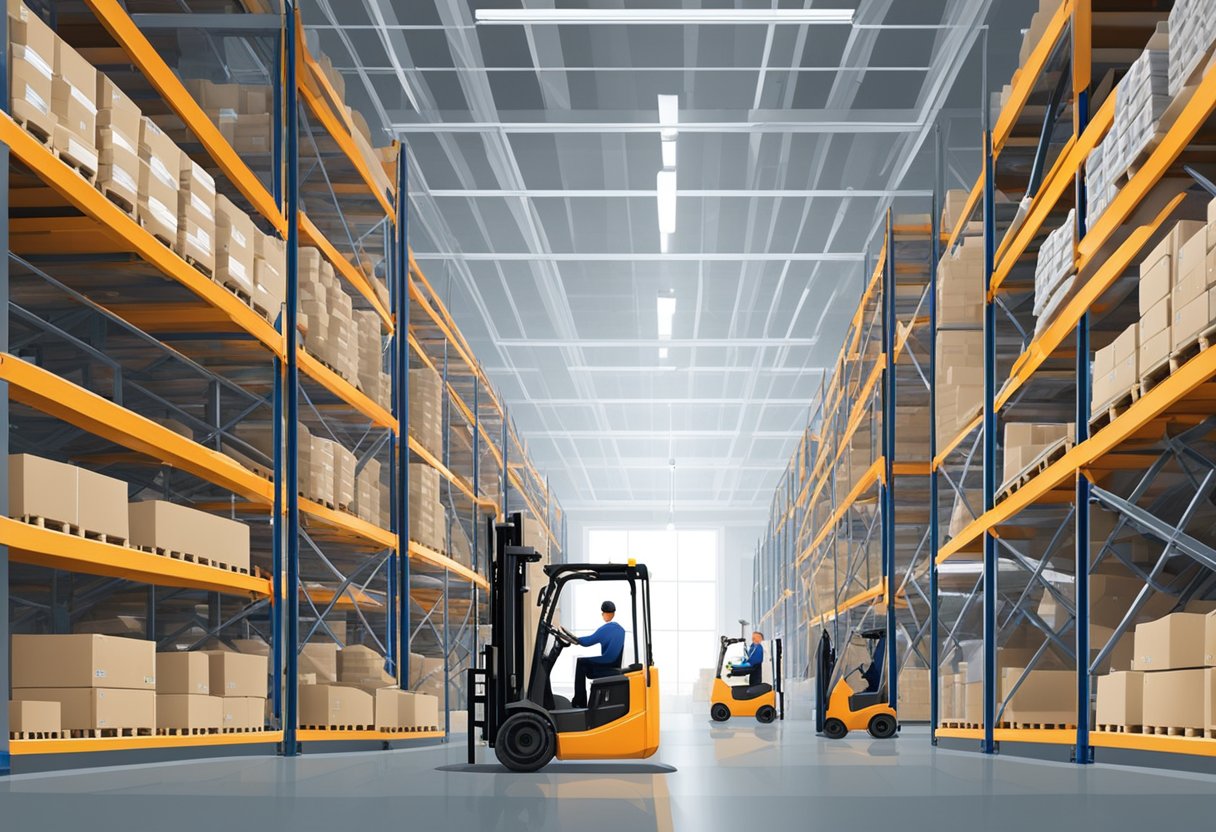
[215,194,256,300]
[97,75,141,216]
[940,188,972,235]
[294,642,439,730]
[1033,209,1076,328]
[1016,0,1065,69]
[408,463,446,551]
[410,368,444,457]
[946,489,982,539]
[155,652,218,733]
[9,3,56,143]
[9,454,130,543]
[11,634,156,734]
[128,499,250,573]
[183,78,273,155]
[937,236,985,327]
[1001,422,1074,487]
[354,310,386,405]
[1137,220,1204,376]
[1170,208,1216,355]
[354,457,384,526]
[137,116,181,247]
[253,231,286,321]
[1091,324,1139,416]
[1168,0,1216,98]
[935,330,984,444]
[51,22,98,178]
[177,153,216,275]
[1096,611,1216,733]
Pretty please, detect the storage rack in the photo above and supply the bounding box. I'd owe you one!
[757,0,1216,766]
[0,0,564,773]
[754,211,935,711]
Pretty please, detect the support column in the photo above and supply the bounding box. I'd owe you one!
[395,144,411,690]
[882,209,898,709]
[929,120,942,744]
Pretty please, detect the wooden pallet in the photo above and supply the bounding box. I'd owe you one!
[375,725,440,734]
[301,725,375,732]
[1142,724,1207,738]
[1167,323,1216,374]
[1095,723,1142,734]
[220,726,265,734]
[20,514,129,548]
[100,186,138,220]
[1138,352,1172,398]
[9,730,64,740]
[135,544,251,576]
[68,727,155,738]
[998,722,1076,731]
[13,113,53,146]
[55,145,97,185]
[156,727,222,737]
[137,214,176,249]
[1088,383,1141,434]
[185,254,214,279]
[941,721,981,730]
[997,435,1074,502]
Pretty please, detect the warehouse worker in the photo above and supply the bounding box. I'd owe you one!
[729,631,766,686]
[571,600,626,709]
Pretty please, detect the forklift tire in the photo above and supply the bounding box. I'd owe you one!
[710,703,731,722]
[495,712,556,772]
[822,718,848,740]
[867,713,898,739]
[755,705,776,724]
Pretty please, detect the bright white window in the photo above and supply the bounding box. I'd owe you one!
[555,528,719,699]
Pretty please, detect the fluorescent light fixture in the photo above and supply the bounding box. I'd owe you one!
[661,139,677,168]
[656,291,676,340]
[656,169,677,234]
[657,94,679,141]
[476,9,855,25]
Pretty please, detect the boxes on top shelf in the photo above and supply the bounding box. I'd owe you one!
[137,116,181,246]
[9,3,57,142]
[1168,0,1216,97]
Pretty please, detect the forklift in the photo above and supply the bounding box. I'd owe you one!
[467,513,660,772]
[814,627,898,739]
[709,635,783,723]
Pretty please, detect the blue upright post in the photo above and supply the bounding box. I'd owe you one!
[0,3,11,774]
[472,378,480,572]
[271,350,284,724]
[1074,85,1093,765]
[981,126,998,756]
[395,145,411,690]
[929,121,942,744]
[282,0,301,757]
[385,219,398,679]
[882,209,898,709]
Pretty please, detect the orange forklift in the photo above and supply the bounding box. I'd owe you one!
[815,628,899,739]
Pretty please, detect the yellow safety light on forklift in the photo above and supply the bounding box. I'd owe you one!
[627,558,637,567]
[467,513,660,772]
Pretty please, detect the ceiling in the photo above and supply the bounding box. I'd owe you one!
[304,1,1032,530]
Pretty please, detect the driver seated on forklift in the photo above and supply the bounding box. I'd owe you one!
[728,631,765,686]
[570,600,626,709]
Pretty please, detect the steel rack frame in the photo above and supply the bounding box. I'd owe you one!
[0,0,562,773]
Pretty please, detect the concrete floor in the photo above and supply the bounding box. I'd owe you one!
[2,716,1214,831]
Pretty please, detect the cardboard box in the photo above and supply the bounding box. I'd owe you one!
[963,679,983,725]
[203,651,267,698]
[137,117,181,244]
[215,194,256,295]
[998,666,1075,724]
[1139,324,1172,374]
[220,696,265,730]
[177,152,216,274]
[9,453,77,526]
[13,688,155,731]
[1142,668,1206,729]
[299,642,338,684]
[1133,612,1208,670]
[9,699,61,734]
[1207,667,1216,731]
[97,128,139,213]
[96,74,141,143]
[299,685,374,728]
[333,443,356,510]
[156,651,210,695]
[51,36,97,148]
[12,633,156,690]
[156,694,222,731]
[9,7,56,141]
[128,500,250,572]
[1140,219,1206,313]
[308,436,336,506]
[402,691,439,728]
[1095,670,1144,727]
[1173,227,1211,307]
[253,232,286,319]
[1172,286,1216,351]
[77,465,129,541]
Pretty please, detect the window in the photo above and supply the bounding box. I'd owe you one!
[555,528,719,700]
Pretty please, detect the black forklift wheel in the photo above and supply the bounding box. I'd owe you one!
[867,713,898,739]
[494,712,556,772]
[822,718,848,739]
[710,703,731,722]
[755,705,776,724]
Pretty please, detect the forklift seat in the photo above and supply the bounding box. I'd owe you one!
[549,675,632,733]
[730,683,773,701]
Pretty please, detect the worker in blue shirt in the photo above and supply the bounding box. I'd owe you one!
[729,631,765,686]
[571,600,626,708]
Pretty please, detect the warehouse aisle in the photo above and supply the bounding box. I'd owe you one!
[1,715,1213,831]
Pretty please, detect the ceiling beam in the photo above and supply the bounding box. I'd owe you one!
[423,188,933,198]
[493,337,816,347]
[412,252,864,262]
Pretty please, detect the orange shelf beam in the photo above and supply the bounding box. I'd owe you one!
[11,730,284,756]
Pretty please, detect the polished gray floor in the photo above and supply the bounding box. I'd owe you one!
[2,715,1214,831]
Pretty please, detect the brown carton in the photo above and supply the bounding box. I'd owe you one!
[215,194,256,295]
[1173,227,1211,307]
[155,651,210,695]
[13,688,155,731]
[1206,610,1216,666]
[401,691,440,729]
[51,36,97,152]
[299,685,374,728]
[202,651,267,698]
[97,128,139,214]
[1171,286,1216,351]
[1139,220,1205,313]
[1142,668,1206,730]
[9,453,77,526]
[998,666,1075,724]
[299,642,338,684]
[1095,670,1144,728]
[177,152,216,274]
[9,8,56,141]
[96,74,141,143]
[128,500,250,572]
[220,696,265,730]
[308,436,336,506]
[1207,668,1216,731]
[137,117,181,244]
[156,694,222,731]
[77,465,129,541]
[253,232,286,319]
[12,633,156,689]
[1133,613,1208,671]
[9,699,61,734]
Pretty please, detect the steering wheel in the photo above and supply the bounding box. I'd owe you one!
[543,620,579,647]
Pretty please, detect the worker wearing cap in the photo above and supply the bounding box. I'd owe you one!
[729,631,765,686]
[571,600,626,709]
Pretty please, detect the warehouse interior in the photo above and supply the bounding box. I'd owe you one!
[3,0,1216,828]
